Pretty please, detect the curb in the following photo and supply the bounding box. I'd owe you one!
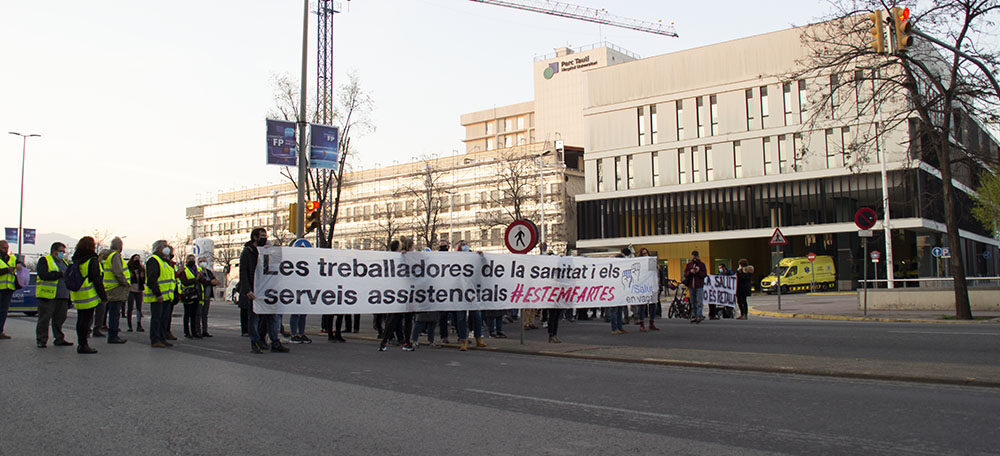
[345,334,1000,388]
[748,306,999,324]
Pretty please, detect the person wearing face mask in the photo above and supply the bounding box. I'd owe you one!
[457,240,487,349]
[126,254,145,332]
[241,228,288,354]
[378,237,414,351]
[99,237,130,344]
[197,258,219,337]
[0,240,15,340]
[179,254,204,339]
[146,240,177,348]
[34,242,74,348]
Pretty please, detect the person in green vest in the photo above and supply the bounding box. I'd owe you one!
[179,254,204,338]
[99,237,130,344]
[71,236,108,354]
[0,240,17,340]
[34,242,74,348]
[145,240,176,348]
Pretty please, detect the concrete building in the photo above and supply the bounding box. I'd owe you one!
[572,26,1000,287]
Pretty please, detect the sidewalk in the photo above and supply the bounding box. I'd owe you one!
[342,321,1000,388]
[748,292,1000,323]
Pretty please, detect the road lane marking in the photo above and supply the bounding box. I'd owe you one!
[182,345,234,355]
[888,330,998,336]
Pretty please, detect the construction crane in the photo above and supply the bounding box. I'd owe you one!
[469,0,677,37]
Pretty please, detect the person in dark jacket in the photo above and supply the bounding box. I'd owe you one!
[682,250,708,323]
[735,259,754,320]
[146,240,176,348]
[126,254,145,332]
[71,236,108,354]
[379,238,414,352]
[240,228,287,354]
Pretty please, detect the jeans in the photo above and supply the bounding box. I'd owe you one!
[381,313,412,347]
[290,314,306,336]
[76,307,95,347]
[438,312,452,340]
[149,301,170,344]
[486,315,503,334]
[0,290,12,334]
[412,320,437,344]
[547,309,560,336]
[126,291,143,329]
[691,288,705,319]
[453,311,468,340]
[36,298,69,344]
[106,301,124,339]
[468,311,483,338]
[609,306,624,331]
[200,300,211,334]
[250,312,281,348]
[633,304,647,321]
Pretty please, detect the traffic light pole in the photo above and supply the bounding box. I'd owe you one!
[295,0,308,239]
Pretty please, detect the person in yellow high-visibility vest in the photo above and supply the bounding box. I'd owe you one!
[145,240,176,348]
[179,254,205,338]
[70,236,108,354]
[99,237,131,344]
[0,240,17,340]
[34,242,74,348]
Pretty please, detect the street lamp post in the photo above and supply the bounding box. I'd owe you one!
[9,132,41,256]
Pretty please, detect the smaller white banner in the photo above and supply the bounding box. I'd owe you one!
[702,274,737,308]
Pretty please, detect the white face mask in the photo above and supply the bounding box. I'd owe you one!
[199,261,207,268]
[162,247,172,256]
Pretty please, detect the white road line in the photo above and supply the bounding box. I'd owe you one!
[888,330,998,336]
[182,345,234,355]
[466,388,683,421]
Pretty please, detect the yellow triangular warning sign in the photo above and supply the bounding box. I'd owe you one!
[769,228,787,245]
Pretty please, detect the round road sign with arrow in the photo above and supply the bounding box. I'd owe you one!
[855,207,878,230]
[504,219,538,254]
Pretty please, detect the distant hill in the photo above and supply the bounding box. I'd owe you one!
[15,232,148,268]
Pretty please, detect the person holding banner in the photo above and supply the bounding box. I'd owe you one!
[637,248,660,331]
[240,228,288,354]
[379,237,415,352]
[683,250,708,323]
[736,259,754,320]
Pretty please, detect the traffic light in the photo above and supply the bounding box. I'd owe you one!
[305,200,320,234]
[891,7,913,53]
[288,202,298,234]
[868,10,886,55]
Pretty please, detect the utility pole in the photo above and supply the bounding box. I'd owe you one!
[295,0,309,239]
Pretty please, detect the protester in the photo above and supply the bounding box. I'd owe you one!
[34,242,73,348]
[458,240,486,349]
[126,254,145,332]
[232,280,250,336]
[736,259,754,320]
[712,264,736,319]
[98,237,130,344]
[71,236,108,354]
[683,250,708,323]
[0,240,18,340]
[197,258,218,337]
[179,254,204,339]
[240,228,287,354]
[436,240,454,344]
[379,238,414,352]
[637,248,660,331]
[609,252,627,334]
[146,240,176,348]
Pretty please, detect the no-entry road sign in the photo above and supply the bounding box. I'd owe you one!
[855,208,878,230]
[807,252,817,262]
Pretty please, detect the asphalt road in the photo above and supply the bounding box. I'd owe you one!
[2,307,1000,455]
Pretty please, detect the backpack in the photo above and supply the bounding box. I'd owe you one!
[65,261,86,292]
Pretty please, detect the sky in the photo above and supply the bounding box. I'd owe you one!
[1,0,827,251]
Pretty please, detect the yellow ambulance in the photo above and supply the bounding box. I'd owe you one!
[760,255,836,293]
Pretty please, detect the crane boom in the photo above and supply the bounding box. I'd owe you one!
[469,0,677,37]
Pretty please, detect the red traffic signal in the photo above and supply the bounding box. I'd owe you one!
[306,200,319,213]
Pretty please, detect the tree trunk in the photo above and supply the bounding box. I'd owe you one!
[937,135,973,319]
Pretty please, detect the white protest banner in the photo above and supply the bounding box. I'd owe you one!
[703,274,737,308]
[253,247,658,314]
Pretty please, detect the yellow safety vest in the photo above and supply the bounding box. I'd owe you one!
[70,258,100,310]
[101,251,131,291]
[143,255,176,304]
[180,265,199,294]
[0,254,15,291]
[36,255,66,300]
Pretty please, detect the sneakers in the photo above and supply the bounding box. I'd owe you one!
[548,336,562,343]
[496,331,507,339]
[92,330,106,338]
[53,340,73,347]
[37,341,46,348]
[300,335,312,344]
[136,327,145,332]
[402,344,415,351]
[291,335,303,344]
[77,346,98,354]
[441,338,451,345]
[152,342,167,348]
[108,337,127,344]
[0,333,11,339]
[250,344,263,354]
[378,345,388,352]
[271,345,290,353]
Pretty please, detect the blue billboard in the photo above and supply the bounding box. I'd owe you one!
[5,228,17,244]
[22,229,35,245]
[309,124,340,170]
[266,119,298,166]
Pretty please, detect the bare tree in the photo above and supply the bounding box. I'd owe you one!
[90,228,112,251]
[796,0,1000,319]
[490,145,538,223]
[373,189,410,250]
[268,71,375,248]
[407,158,451,249]
[214,234,240,274]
